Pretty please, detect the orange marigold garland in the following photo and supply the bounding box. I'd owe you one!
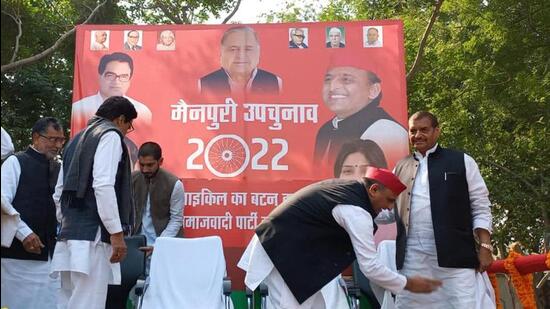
[503,251,536,309]
[546,252,550,269]
[488,273,503,309]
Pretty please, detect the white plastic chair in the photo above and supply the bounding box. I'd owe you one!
[139,236,233,309]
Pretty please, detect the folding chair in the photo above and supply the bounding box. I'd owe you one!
[139,236,233,309]
[106,234,147,309]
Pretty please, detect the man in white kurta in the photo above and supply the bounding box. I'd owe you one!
[239,167,442,309]
[1,118,65,309]
[393,111,494,308]
[51,96,136,309]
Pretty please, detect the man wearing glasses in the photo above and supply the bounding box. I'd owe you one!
[71,52,152,135]
[1,117,64,308]
[124,30,143,51]
[289,28,308,49]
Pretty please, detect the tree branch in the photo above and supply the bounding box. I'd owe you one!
[153,0,185,24]
[2,10,23,64]
[1,0,107,74]
[222,0,242,24]
[406,0,444,82]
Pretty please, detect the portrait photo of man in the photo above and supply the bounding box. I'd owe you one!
[326,27,346,48]
[124,30,143,51]
[364,26,383,48]
[90,30,109,51]
[71,52,152,133]
[289,28,308,49]
[314,54,408,168]
[156,30,176,51]
[199,26,282,96]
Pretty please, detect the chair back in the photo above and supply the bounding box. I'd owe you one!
[141,236,229,309]
[121,235,147,286]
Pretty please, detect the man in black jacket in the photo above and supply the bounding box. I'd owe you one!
[239,167,442,308]
[1,117,65,308]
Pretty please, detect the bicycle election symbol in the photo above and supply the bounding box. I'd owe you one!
[187,134,289,177]
[204,135,250,178]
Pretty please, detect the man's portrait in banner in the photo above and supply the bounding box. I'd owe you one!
[326,26,346,48]
[314,53,408,168]
[288,28,308,49]
[124,30,143,51]
[90,30,109,51]
[363,26,384,48]
[71,52,152,133]
[157,30,176,51]
[198,26,282,96]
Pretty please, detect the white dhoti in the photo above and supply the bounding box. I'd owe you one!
[238,234,349,309]
[395,238,477,309]
[1,258,59,309]
[50,230,121,309]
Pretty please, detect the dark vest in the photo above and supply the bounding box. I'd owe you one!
[1,148,59,261]
[394,146,478,269]
[200,68,280,96]
[132,168,182,236]
[256,179,377,304]
[313,96,402,166]
[58,127,133,243]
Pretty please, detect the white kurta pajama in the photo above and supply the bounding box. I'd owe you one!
[1,151,60,309]
[394,144,493,309]
[239,204,407,309]
[50,132,124,309]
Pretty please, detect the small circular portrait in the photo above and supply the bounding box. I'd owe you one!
[90,30,109,51]
[326,26,346,48]
[124,30,143,51]
[157,30,176,51]
[288,28,308,49]
[363,26,384,48]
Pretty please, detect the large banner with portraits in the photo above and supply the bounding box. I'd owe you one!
[72,21,408,286]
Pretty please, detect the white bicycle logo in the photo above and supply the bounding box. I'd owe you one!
[204,134,250,178]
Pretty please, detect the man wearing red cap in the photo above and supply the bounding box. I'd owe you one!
[314,56,408,169]
[392,111,494,308]
[238,167,442,309]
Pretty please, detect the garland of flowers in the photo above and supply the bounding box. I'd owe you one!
[503,250,536,309]
[488,273,503,309]
[546,252,550,269]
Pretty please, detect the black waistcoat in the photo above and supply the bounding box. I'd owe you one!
[256,179,377,304]
[58,128,133,243]
[313,96,402,166]
[396,147,478,269]
[1,147,59,260]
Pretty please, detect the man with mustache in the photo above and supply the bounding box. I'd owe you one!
[392,111,494,308]
[314,56,408,168]
[1,117,64,308]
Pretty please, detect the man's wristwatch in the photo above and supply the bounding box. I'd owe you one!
[480,242,494,253]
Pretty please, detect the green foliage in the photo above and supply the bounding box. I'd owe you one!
[119,0,237,24]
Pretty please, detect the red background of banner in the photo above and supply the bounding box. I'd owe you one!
[72,20,408,288]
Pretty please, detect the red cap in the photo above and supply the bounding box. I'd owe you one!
[326,50,380,74]
[365,166,406,195]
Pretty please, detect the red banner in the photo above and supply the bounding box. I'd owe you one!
[72,21,409,287]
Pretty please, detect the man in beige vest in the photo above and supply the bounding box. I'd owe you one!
[133,142,184,248]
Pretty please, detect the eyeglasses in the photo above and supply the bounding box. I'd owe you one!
[128,35,139,39]
[103,72,131,82]
[293,34,305,38]
[127,121,135,134]
[39,134,66,144]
